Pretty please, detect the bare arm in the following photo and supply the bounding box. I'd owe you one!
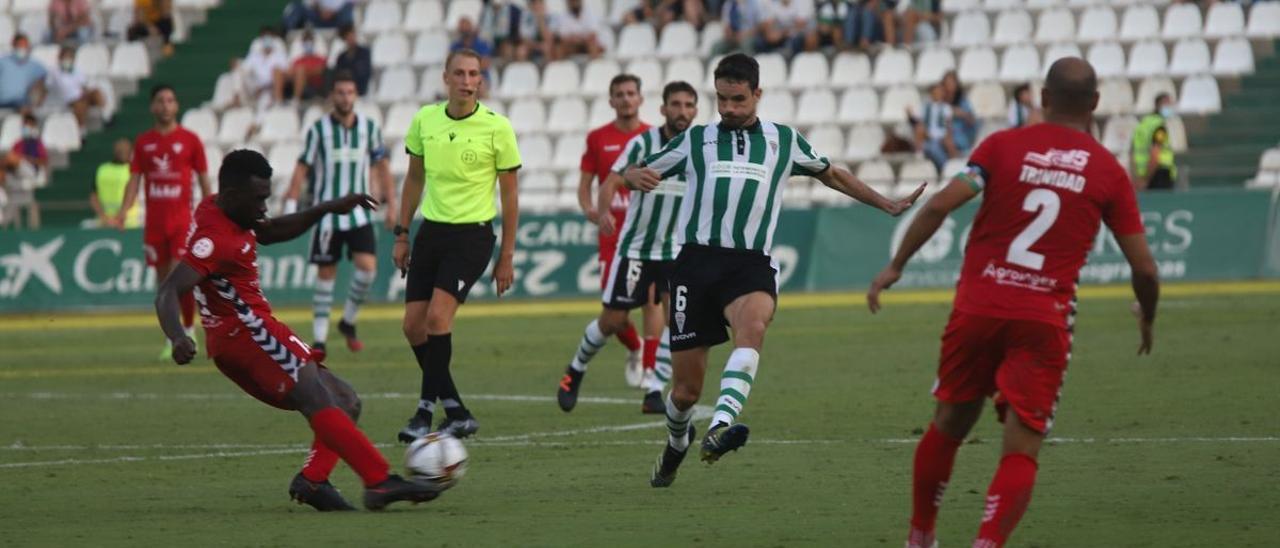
[597,172,624,237]
[494,170,519,296]
[393,155,426,275]
[256,193,377,245]
[1116,232,1160,354]
[374,159,397,229]
[115,173,142,228]
[88,192,111,227]
[197,172,212,199]
[576,171,598,223]
[156,262,205,364]
[283,161,309,212]
[814,165,923,216]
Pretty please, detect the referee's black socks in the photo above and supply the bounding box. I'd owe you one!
[412,333,468,420]
[411,340,437,421]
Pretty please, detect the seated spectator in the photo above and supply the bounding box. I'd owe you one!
[755,0,808,54]
[848,0,896,49]
[283,31,328,103]
[0,35,48,111]
[552,0,603,60]
[941,70,977,155]
[1007,83,1041,128]
[483,0,548,63]
[914,83,955,171]
[283,0,355,31]
[242,28,289,108]
[901,0,940,45]
[716,0,764,54]
[625,0,704,30]
[46,45,108,129]
[452,18,495,91]
[90,138,141,229]
[0,114,47,229]
[49,0,94,45]
[128,0,175,57]
[330,25,372,96]
[805,0,848,51]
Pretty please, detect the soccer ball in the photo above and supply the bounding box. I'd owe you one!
[404,432,468,489]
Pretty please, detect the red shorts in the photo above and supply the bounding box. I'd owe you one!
[598,209,628,290]
[934,311,1071,434]
[207,320,316,411]
[144,219,193,267]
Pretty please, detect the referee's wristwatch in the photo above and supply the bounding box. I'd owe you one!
[393,225,410,239]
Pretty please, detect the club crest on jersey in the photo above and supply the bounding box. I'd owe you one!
[1023,149,1090,172]
[191,237,214,259]
[769,140,778,154]
[674,311,687,332]
[173,142,183,153]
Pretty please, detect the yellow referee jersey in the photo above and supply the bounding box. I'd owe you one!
[404,101,522,224]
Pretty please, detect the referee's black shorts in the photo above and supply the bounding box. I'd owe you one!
[405,219,495,304]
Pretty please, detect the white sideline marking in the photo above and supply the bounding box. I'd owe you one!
[2,392,641,406]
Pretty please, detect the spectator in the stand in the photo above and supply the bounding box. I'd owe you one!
[128,0,175,57]
[49,0,95,45]
[755,0,808,55]
[452,17,495,94]
[848,0,896,49]
[284,31,328,103]
[0,115,47,228]
[941,70,977,156]
[805,0,847,51]
[331,25,372,96]
[90,138,141,229]
[483,0,554,62]
[47,45,108,129]
[1133,93,1177,190]
[282,0,355,31]
[0,35,47,111]
[901,0,941,45]
[1007,83,1041,128]
[716,0,764,54]
[625,0,704,30]
[243,27,289,108]
[1139,126,1177,191]
[552,0,604,60]
[914,83,955,171]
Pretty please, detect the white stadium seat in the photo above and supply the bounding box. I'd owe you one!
[624,59,663,92]
[1136,76,1177,114]
[72,43,110,80]
[0,16,13,55]
[507,97,546,134]
[383,103,419,143]
[581,58,621,96]
[32,44,60,74]
[519,134,553,170]
[547,97,588,133]
[788,51,830,90]
[983,0,1022,12]
[1034,9,1075,44]
[257,106,300,146]
[9,0,49,15]
[419,69,445,101]
[1212,38,1254,76]
[756,53,788,89]
[969,82,1006,119]
[412,31,450,67]
[1119,5,1159,42]
[210,72,239,111]
[640,93,661,126]
[837,87,879,125]
[914,47,956,86]
[940,158,969,180]
[109,42,150,79]
[1246,2,1280,38]
[855,159,895,185]
[445,0,483,31]
[665,57,704,88]
[1204,2,1245,40]
[758,91,795,125]
[1168,39,1211,78]
[957,46,998,83]
[872,47,914,88]
[880,85,922,124]
[17,13,47,41]
[181,108,218,145]
[844,124,884,162]
[553,134,585,170]
[218,107,254,147]
[1126,41,1168,79]
[992,10,1033,46]
[588,97,612,127]
[899,159,938,186]
[370,33,409,68]
[806,126,845,163]
[1260,149,1280,171]
[616,24,657,61]
[540,60,582,97]
[301,104,325,134]
[404,0,444,33]
[1087,42,1126,79]
[1101,115,1138,155]
[205,146,225,182]
[699,21,723,57]
[1177,75,1221,115]
[657,21,697,59]
[794,89,837,127]
[610,0,641,24]
[267,143,302,182]
[499,62,540,98]
[0,114,20,150]
[1077,6,1117,43]
[944,0,980,13]
[998,44,1040,83]
[42,112,81,153]
[1161,3,1203,41]
[522,170,560,192]
[361,0,402,34]
[949,11,991,48]
[1097,79,1135,116]
[376,66,417,104]
[1040,43,1081,76]
[830,52,871,88]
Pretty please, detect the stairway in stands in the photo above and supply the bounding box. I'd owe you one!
[1183,40,1280,187]
[38,0,289,227]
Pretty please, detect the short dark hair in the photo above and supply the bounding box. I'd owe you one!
[714,53,759,90]
[218,149,273,191]
[22,113,37,125]
[150,84,175,100]
[331,70,357,88]
[1013,83,1031,97]
[338,24,356,39]
[1154,92,1170,111]
[12,33,28,47]
[446,48,483,70]
[609,73,641,95]
[662,80,697,104]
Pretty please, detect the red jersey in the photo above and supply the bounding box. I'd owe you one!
[954,124,1145,328]
[132,126,207,229]
[581,121,649,212]
[183,196,275,336]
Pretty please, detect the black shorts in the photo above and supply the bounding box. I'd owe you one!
[309,224,377,265]
[668,244,778,352]
[602,255,674,310]
[405,220,495,304]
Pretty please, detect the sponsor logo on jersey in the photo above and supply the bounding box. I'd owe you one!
[148,183,184,199]
[143,143,157,152]
[709,161,769,182]
[603,144,622,151]
[981,260,1058,292]
[1023,148,1090,172]
[671,329,696,342]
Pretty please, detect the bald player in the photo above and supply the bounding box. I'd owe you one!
[868,58,1160,548]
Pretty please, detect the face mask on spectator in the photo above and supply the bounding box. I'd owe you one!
[21,125,38,140]
[14,47,30,61]
[1159,106,1175,118]
[60,59,74,72]
[302,41,315,54]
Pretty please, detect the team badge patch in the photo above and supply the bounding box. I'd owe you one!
[191,237,214,259]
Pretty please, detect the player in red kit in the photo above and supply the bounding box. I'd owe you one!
[867,58,1161,548]
[577,73,658,388]
[117,84,212,360]
[154,150,440,511]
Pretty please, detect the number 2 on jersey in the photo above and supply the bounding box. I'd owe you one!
[1006,188,1060,271]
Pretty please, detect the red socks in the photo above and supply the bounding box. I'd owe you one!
[616,324,641,352]
[300,438,340,483]
[308,407,389,487]
[179,290,195,329]
[642,337,659,371]
[911,423,964,536]
[974,453,1039,548]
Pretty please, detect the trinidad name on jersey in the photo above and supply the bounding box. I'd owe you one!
[609,126,687,261]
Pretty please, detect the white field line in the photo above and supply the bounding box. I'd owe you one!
[2,392,640,406]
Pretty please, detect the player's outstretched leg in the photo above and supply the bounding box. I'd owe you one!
[650,392,695,487]
[557,318,608,412]
[617,321,643,388]
[431,333,480,438]
[700,348,757,463]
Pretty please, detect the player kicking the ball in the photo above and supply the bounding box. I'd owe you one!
[624,54,923,487]
[556,80,699,415]
[155,150,438,512]
[867,58,1160,548]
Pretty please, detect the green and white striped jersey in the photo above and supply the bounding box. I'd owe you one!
[609,126,686,261]
[641,120,830,256]
[299,114,388,232]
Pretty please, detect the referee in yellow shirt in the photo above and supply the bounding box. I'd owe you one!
[394,49,521,442]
